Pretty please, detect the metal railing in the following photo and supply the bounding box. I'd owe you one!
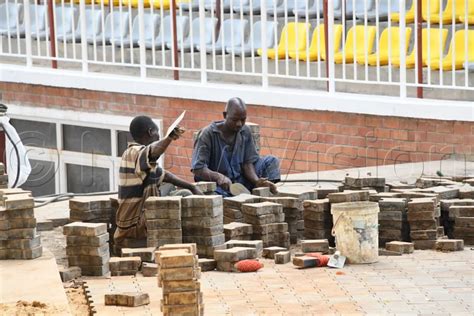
[1,0,473,100]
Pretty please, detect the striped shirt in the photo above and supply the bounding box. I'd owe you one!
[114,143,164,243]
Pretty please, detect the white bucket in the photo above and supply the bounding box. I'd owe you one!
[331,201,379,264]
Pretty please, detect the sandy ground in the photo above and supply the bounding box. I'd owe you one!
[65,285,90,316]
[0,300,66,315]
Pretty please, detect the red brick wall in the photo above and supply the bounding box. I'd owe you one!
[1,82,473,182]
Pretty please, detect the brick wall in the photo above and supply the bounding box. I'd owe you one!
[1,82,473,182]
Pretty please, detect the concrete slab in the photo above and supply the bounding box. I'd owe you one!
[0,248,71,314]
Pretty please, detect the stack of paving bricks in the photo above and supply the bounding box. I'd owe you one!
[241,201,290,248]
[302,199,333,244]
[263,196,303,244]
[144,196,182,248]
[0,193,42,259]
[214,245,258,272]
[69,197,114,224]
[378,198,409,246]
[223,194,261,224]
[193,182,217,195]
[452,205,474,245]
[156,244,203,315]
[344,176,387,193]
[223,222,253,241]
[407,198,442,250]
[121,247,157,277]
[109,256,141,276]
[0,163,6,189]
[63,222,110,276]
[181,195,225,258]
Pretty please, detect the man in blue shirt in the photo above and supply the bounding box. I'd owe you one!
[191,97,280,196]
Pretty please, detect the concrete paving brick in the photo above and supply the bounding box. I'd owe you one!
[379,220,403,230]
[252,222,288,234]
[121,247,156,262]
[441,199,474,212]
[6,235,41,249]
[158,243,197,255]
[59,266,81,282]
[4,194,34,210]
[160,253,197,268]
[241,202,282,216]
[182,206,223,218]
[449,206,474,219]
[8,228,37,239]
[161,280,201,294]
[147,237,183,248]
[144,196,182,210]
[105,292,150,307]
[66,243,109,256]
[407,211,436,222]
[183,234,225,246]
[196,244,226,258]
[160,267,199,281]
[274,251,291,264]
[225,240,263,256]
[68,254,110,266]
[36,219,54,231]
[193,181,217,193]
[409,220,438,230]
[454,217,474,228]
[69,209,112,222]
[7,245,43,259]
[293,256,318,268]
[413,240,437,250]
[459,185,474,199]
[223,194,261,209]
[109,256,142,271]
[164,291,202,305]
[301,239,329,253]
[435,239,464,252]
[453,227,474,237]
[262,246,287,259]
[214,247,257,262]
[328,191,371,203]
[345,177,385,188]
[198,258,216,272]
[243,213,276,225]
[262,197,302,209]
[5,208,34,219]
[63,222,107,236]
[141,262,158,277]
[252,187,271,197]
[410,230,438,240]
[182,195,222,208]
[69,197,111,211]
[182,216,223,228]
[8,217,37,229]
[385,241,414,254]
[223,222,253,238]
[146,219,182,230]
[144,208,181,220]
[408,198,437,213]
[161,303,202,316]
[183,225,223,236]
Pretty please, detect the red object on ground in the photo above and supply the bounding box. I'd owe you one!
[234,260,264,272]
[336,271,346,276]
[305,253,330,267]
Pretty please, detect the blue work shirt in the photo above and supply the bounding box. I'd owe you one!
[191,121,259,182]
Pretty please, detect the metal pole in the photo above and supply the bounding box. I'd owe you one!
[416,0,423,98]
[399,0,407,98]
[323,0,329,92]
[215,0,221,38]
[23,0,32,67]
[79,0,88,73]
[199,0,207,83]
[47,0,57,69]
[260,0,268,88]
[171,0,179,80]
[138,0,146,78]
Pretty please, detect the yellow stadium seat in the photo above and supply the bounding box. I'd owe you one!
[95,0,122,5]
[333,25,376,64]
[424,0,474,24]
[258,22,311,60]
[122,0,171,9]
[391,0,440,24]
[362,27,412,66]
[459,14,474,24]
[289,24,343,62]
[429,30,474,70]
[392,28,448,68]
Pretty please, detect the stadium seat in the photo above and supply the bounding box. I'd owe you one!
[335,0,373,20]
[233,0,280,15]
[333,25,376,64]
[18,4,47,38]
[87,11,130,45]
[294,0,341,19]
[113,13,159,48]
[225,20,277,56]
[178,0,200,11]
[423,0,473,24]
[289,24,343,61]
[205,0,236,13]
[36,6,77,40]
[199,19,248,54]
[267,0,314,17]
[391,0,440,23]
[145,15,189,49]
[0,2,23,36]
[459,14,474,24]
[458,1,474,24]
[392,28,448,68]
[122,0,171,9]
[167,17,217,51]
[257,22,311,59]
[464,61,474,71]
[429,30,474,70]
[95,0,121,5]
[357,0,402,21]
[58,9,102,43]
[363,26,412,66]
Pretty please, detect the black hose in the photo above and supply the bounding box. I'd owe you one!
[1,122,21,188]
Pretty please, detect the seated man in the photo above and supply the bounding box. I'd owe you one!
[191,97,280,197]
[114,115,203,246]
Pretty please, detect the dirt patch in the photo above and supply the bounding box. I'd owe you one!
[0,300,66,315]
[65,284,90,316]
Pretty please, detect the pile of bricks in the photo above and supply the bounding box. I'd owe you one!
[451,205,474,245]
[407,198,441,250]
[121,247,156,276]
[378,198,409,246]
[193,182,217,195]
[241,201,290,248]
[109,256,141,276]
[223,194,261,224]
[69,197,113,224]
[156,244,203,316]
[223,222,253,241]
[263,197,303,244]
[0,163,6,189]
[181,196,225,258]
[441,198,474,239]
[344,176,387,193]
[63,222,110,276]
[303,199,332,243]
[144,197,182,248]
[0,193,42,259]
[214,246,258,272]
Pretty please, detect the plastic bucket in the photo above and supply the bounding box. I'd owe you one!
[331,201,379,264]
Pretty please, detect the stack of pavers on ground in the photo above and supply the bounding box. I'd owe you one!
[223,194,261,224]
[407,197,442,250]
[193,182,217,195]
[0,193,42,259]
[241,201,290,248]
[223,222,253,241]
[181,195,225,258]
[263,196,303,244]
[144,196,182,248]
[121,247,157,277]
[377,197,410,246]
[109,256,142,276]
[303,199,332,245]
[0,163,6,189]
[344,176,387,193]
[63,222,110,276]
[451,203,474,245]
[156,243,203,315]
[214,244,259,272]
